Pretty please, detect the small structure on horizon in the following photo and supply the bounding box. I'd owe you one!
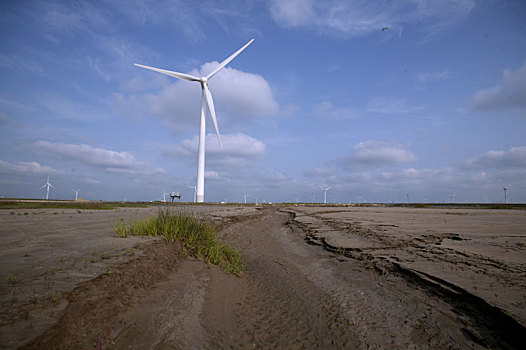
[170,192,181,203]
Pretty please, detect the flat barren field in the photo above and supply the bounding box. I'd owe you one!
[1,203,525,349]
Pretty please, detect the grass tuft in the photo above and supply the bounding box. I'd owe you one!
[113,210,245,276]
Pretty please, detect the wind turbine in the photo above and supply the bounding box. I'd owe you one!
[160,189,169,202]
[73,188,80,201]
[187,185,197,203]
[450,193,456,203]
[41,176,54,200]
[503,186,508,204]
[135,39,254,202]
[320,185,332,204]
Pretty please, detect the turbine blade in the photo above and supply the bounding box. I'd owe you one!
[41,184,46,189]
[134,63,200,82]
[49,184,55,188]
[203,83,222,146]
[206,38,254,80]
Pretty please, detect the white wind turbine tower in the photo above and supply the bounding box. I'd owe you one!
[73,188,80,201]
[135,39,254,202]
[41,176,54,200]
[320,185,332,204]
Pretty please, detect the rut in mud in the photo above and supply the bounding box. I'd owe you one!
[18,207,525,349]
[210,207,524,349]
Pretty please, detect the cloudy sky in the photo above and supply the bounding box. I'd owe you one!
[1,0,525,203]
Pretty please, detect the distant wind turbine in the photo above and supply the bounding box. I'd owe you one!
[160,189,169,202]
[450,193,456,203]
[135,39,254,202]
[320,185,332,204]
[73,188,80,201]
[187,185,197,203]
[503,186,508,204]
[41,176,54,200]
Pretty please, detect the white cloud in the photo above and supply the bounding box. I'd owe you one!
[345,141,417,167]
[34,141,165,175]
[0,53,45,75]
[470,61,526,111]
[106,0,206,41]
[268,0,474,38]
[366,97,425,114]
[35,94,107,121]
[41,3,87,32]
[0,160,61,175]
[315,98,423,119]
[205,171,220,179]
[466,146,526,169]
[402,167,452,180]
[162,133,265,167]
[304,167,338,177]
[269,0,314,27]
[85,178,100,184]
[315,101,361,119]
[119,62,279,131]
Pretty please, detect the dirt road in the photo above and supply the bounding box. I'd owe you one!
[5,206,525,349]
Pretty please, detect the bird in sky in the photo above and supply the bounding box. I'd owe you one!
[382,27,389,31]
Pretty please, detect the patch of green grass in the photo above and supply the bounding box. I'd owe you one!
[6,275,19,285]
[516,242,525,247]
[114,210,245,276]
[122,249,135,257]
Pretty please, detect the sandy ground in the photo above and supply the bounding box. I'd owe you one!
[0,204,525,349]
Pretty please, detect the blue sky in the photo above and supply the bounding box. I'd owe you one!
[1,0,525,203]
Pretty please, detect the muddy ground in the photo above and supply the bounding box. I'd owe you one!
[0,204,525,349]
